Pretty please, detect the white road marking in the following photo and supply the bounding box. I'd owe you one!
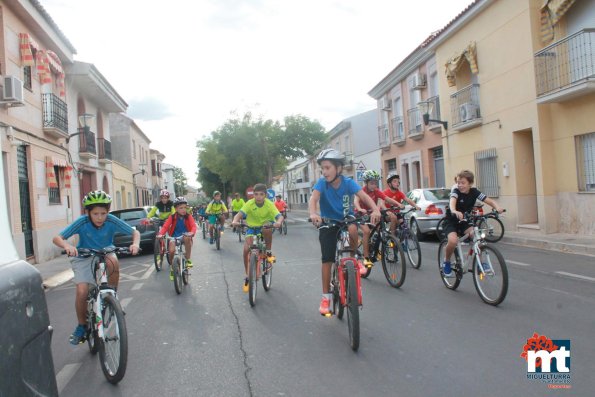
[120,297,133,309]
[131,283,143,291]
[141,265,156,279]
[118,273,139,281]
[555,271,595,282]
[56,362,82,394]
[43,269,74,288]
[506,260,532,267]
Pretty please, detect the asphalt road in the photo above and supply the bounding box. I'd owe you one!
[45,220,595,397]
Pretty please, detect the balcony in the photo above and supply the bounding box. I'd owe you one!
[97,138,112,163]
[425,95,442,133]
[42,93,68,139]
[450,84,482,131]
[407,108,424,140]
[378,124,390,148]
[391,116,406,146]
[535,28,595,103]
[78,127,97,158]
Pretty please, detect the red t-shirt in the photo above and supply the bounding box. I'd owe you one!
[359,186,387,211]
[383,188,406,203]
[274,200,287,212]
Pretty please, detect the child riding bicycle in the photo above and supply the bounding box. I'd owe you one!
[308,149,381,316]
[156,197,197,279]
[441,170,504,278]
[52,190,141,345]
[354,170,405,268]
[206,191,228,244]
[147,189,175,222]
[232,183,283,293]
[382,172,420,235]
[230,193,246,231]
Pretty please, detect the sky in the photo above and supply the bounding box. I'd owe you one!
[41,0,473,185]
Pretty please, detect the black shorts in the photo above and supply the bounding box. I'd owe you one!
[443,217,472,237]
[319,226,340,263]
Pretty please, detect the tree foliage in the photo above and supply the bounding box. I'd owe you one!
[197,113,326,195]
[173,167,187,197]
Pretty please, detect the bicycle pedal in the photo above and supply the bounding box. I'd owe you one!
[323,313,332,318]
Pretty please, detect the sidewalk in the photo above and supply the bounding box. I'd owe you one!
[36,211,594,290]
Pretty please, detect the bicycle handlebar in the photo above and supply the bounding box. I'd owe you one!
[61,247,139,257]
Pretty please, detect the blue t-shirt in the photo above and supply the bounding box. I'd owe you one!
[60,214,134,251]
[313,176,361,220]
[173,216,189,237]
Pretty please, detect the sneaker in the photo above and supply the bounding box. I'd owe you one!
[209,237,214,244]
[186,259,193,268]
[266,251,276,264]
[319,297,331,316]
[242,278,249,293]
[358,261,368,276]
[364,257,373,268]
[155,254,161,263]
[169,269,174,281]
[69,324,86,345]
[441,261,456,278]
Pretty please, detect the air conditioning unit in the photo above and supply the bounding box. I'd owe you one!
[1,76,24,103]
[379,97,391,111]
[459,102,478,122]
[412,73,426,90]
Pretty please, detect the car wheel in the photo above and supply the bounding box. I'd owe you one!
[410,218,423,241]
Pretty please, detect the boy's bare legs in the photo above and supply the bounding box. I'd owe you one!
[75,283,89,325]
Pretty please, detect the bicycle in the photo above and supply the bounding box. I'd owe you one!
[209,214,225,250]
[393,207,422,269]
[236,219,245,242]
[199,216,207,240]
[278,211,288,235]
[162,233,192,294]
[62,247,132,384]
[316,215,363,351]
[151,218,170,271]
[437,212,509,306]
[476,207,505,243]
[358,209,406,288]
[236,224,276,307]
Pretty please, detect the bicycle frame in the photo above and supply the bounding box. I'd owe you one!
[333,221,363,306]
[453,217,491,275]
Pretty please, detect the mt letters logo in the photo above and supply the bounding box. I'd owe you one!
[521,333,571,388]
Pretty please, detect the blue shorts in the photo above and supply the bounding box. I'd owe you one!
[208,214,221,224]
[245,227,263,237]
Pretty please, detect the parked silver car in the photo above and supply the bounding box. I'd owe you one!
[405,188,450,239]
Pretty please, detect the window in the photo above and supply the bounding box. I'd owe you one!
[576,132,595,192]
[132,140,136,159]
[48,166,61,204]
[151,160,156,176]
[303,166,309,183]
[474,148,499,197]
[387,159,397,172]
[23,66,32,90]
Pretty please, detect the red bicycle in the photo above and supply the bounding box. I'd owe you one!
[317,215,363,351]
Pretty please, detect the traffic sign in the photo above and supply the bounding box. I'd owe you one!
[356,161,366,170]
[267,189,275,200]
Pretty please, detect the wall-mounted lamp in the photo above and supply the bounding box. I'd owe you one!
[67,113,97,143]
[418,101,448,130]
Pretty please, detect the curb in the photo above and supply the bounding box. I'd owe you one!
[500,236,595,257]
[42,269,74,289]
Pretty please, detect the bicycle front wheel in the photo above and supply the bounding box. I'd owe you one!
[345,260,360,351]
[248,252,258,306]
[381,235,406,288]
[472,246,508,306]
[403,232,422,269]
[182,259,189,285]
[202,223,206,239]
[282,220,287,235]
[173,256,183,294]
[478,216,505,243]
[238,228,242,242]
[215,228,221,250]
[98,294,128,384]
[153,239,163,271]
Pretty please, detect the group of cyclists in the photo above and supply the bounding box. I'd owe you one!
[54,146,503,345]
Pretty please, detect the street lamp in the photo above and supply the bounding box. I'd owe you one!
[66,113,96,143]
[418,101,448,130]
[132,164,146,206]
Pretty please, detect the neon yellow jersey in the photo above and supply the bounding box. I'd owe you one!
[231,198,245,212]
[147,202,175,220]
[239,198,280,227]
[206,200,228,214]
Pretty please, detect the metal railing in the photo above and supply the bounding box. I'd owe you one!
[378,124,389,147]
[391,116,405,142]
[535,28,595,96]
[78,127,96,155]
[42,93,68,133]
[97,138,112,160]
[407,107,422,135]
[450,84,481,126]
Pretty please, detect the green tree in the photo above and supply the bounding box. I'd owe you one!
[173,167,187,197]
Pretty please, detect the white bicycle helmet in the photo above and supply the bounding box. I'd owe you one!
[316,148,345,165]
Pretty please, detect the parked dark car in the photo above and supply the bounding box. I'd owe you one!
[405,188,450,239]
[110,206,159,251]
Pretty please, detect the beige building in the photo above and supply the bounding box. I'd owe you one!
[110,113,152,207]
[150,148,165,201]
[111,160,134,210]
[0,0,75,262]
[369,0,594,235]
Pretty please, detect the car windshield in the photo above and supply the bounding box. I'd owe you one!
[424,189,450,201]
[111,210,145,222]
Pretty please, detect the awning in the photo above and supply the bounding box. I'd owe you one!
[45,156,58,189]
[45,156,72,188]
[540,0,576,44]
[20,32,66,98]
[444,42,478,87]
